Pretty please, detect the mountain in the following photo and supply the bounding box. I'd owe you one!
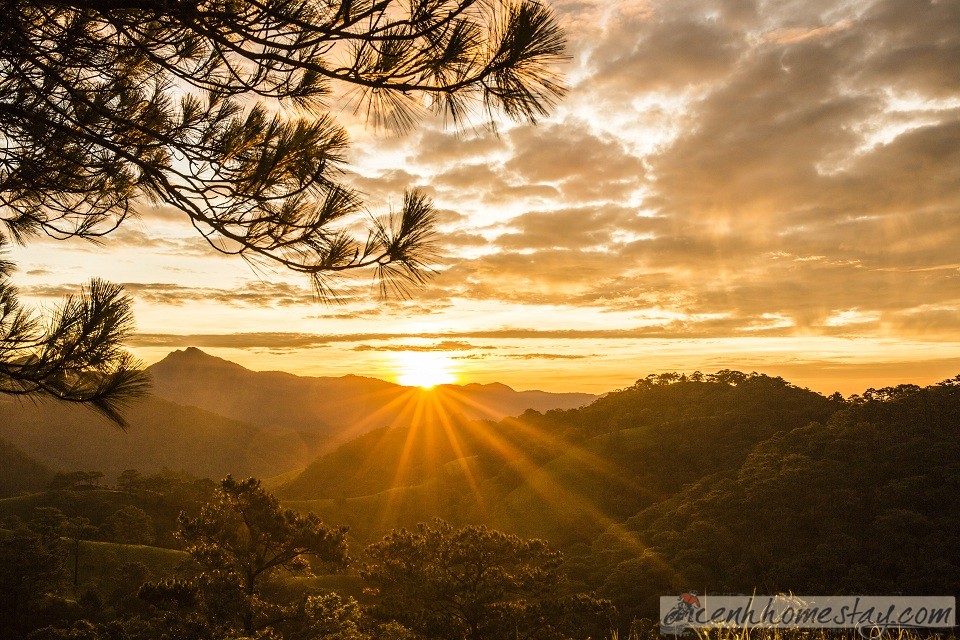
[0,395,317,480]
[0,349,596,481]
[0,435,54,497]
[433,381,599,416]
[147,347,597,448]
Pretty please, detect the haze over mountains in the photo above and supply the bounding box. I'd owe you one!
[0,347,597,479]
[274,371,841,541]
[149,347,597,434]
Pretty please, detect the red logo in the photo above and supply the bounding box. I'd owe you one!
[680,592,702,608]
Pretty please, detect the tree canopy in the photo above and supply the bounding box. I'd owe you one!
[0,0,567,418]
[178,476,348,634]
[363,518,611,640]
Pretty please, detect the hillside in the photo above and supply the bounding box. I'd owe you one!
[0,395,316,480]
[147,347,597,447]
[590,380,960,621]
[5,370,960,637]
[0,349,598,482]
[0,436,54,497]
[278,372,841,543]
[277,374,960,626]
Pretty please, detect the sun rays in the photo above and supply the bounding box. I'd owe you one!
[343,382,682,586]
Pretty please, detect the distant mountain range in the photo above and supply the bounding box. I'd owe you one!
[147,347,597,443]
[0,395,316,482]
[0,348,597,483]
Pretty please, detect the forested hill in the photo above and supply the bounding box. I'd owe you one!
[0,395,316,480]
[276,373,960,624]
[508,371,841,503]
[278,372,842,543]
[588,379,960,621]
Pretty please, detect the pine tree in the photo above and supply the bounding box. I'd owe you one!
[0,0,567,418]
[178,476,348,635]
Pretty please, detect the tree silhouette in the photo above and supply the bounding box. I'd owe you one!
[178,476,348,635]
[0,256,148,426]
[63,516,97,587]
[0,514,66,635]
[363,519,611,640]
[102,506,155,546]
[0,0,567,417]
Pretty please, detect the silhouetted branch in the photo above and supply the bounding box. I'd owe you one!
[0,0,567,414]
[0,244,149,426]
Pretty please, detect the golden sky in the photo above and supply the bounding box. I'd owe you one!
[10,0,960,395]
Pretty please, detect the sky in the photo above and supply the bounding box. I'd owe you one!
[9,0,960,395]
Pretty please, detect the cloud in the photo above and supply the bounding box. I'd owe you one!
[30,0,958,374]
[346,169,425,204]
[352,340,492,352]
[890,307,960,340]
[503,123,646,202]
[858,0,960,98]
[129,320,806,352]
[765,18,853,45]
[400,118,647,214]
[131,333,346,349]
[490,205,650,251]
[102,226,220,257]
[504,353,592,360]
[589,15,745,94]
[413,128,508,165]
[21,281,317,307]
[399,0,960,341]
[453,352,592,360]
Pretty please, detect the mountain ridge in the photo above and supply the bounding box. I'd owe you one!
[152,347,588,395]
[147,348,599,442]
[0,349,599,482]
[0,434,54,497]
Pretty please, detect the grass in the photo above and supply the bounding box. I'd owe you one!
[284,479,460,544]
[0,488,134,522]
[0,528,189,586]
[68,539,190,596]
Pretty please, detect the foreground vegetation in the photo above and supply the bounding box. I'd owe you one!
[625,630,960,640]
[0,476,611,639]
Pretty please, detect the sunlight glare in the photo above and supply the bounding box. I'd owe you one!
[394,352,458,388]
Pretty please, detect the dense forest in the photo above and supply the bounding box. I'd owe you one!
[1,372,959,638]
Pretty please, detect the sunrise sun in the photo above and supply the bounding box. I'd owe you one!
[394,352,458,388]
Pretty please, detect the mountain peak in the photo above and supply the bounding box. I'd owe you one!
[149,347,250,374]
